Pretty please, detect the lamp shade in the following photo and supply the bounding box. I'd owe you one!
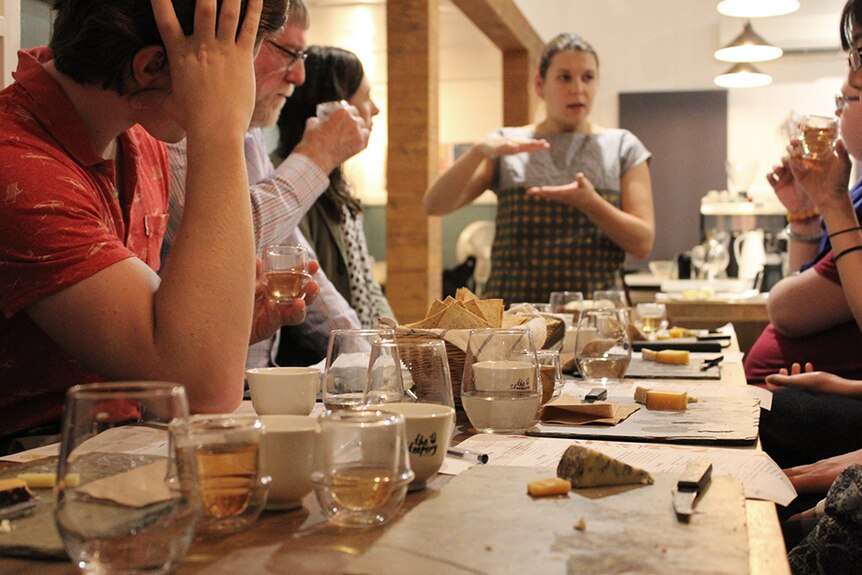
[714,21,783,62]
[717,0,799,18]
[714,63,773,88]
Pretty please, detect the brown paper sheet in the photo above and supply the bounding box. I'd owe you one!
[540,397,640,426]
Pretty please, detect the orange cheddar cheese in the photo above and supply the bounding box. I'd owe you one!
[527,477,571,497]
[655,350,690,365]
[645,390,688,411]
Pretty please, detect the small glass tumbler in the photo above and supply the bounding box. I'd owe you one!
[575,308,632,386]
[394,338,455,409]
[535,349,563,405]
[797,115,837,161]
[174,414,270,535]
[263,244,312,305]
[311,410,414,527]
[54,382,199,575]
[633,302,669,341]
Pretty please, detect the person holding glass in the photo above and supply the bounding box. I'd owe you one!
[744,79,862,387]
[275,46,394,329]
[424,33,655,303]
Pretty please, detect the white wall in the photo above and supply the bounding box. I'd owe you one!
[304,0,849,206]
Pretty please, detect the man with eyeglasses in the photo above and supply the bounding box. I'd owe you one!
[162,0,369,368]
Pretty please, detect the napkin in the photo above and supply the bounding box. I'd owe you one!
[539,396,640,426]
[77,460,172,508]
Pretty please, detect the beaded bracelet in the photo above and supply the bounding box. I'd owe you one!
[834,244,862,262]
[784,224,823,244]
[828,225,862,239]
[786,207,821,224]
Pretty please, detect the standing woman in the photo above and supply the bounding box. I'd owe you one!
[276,46,394,328]
[424,33,655,303]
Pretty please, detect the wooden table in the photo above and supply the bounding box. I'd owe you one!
[665,299,770,355]
[0,335,790,574]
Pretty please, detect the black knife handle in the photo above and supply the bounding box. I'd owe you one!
[678,461,713,490]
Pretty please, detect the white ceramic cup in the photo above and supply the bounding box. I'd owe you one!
[471,360,535,392]
[246,367,320,415]
[381,403,455,490]
[260,415,319,510]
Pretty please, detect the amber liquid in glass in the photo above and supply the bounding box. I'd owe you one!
[192,442,259,518]
[266,270,310,303]
[328,466,397,511]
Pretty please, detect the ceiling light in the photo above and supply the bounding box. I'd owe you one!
[717,0,799,18]
[714,63,773,88]
[715,21,783,62]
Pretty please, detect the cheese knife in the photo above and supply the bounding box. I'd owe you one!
[673,461,712,522]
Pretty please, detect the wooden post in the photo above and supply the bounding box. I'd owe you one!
[386,0,441,322]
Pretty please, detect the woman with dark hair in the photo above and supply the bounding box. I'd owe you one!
[423,33,655,303]
[276,45,393,328]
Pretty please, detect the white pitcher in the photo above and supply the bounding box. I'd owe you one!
[733,230,766,280]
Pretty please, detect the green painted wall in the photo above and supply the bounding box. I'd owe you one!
[362,204,497,270]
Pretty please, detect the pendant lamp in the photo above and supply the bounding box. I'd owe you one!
[717,0,799,18]
[714,62,773,88]
[715,21,783,62]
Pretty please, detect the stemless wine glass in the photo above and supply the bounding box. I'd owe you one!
[575,308,632,386]
[54,382,199,575]
[363,340,406,405]
[263,244,312,305]
[633,302,669,341]
[394,338,455,409]
[549,291,585,327]
[461,329,540,434]
[323,328,396,410]
[592,289,628,309]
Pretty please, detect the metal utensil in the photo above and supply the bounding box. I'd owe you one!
[673,461,713,521]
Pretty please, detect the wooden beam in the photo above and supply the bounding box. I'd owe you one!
[386,0,442,323]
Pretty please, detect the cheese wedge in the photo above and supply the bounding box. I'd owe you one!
[646,390,688,411]
[655,350,690,365]
[0,478,34,508]
[16,472,80,489]
[527,477,571,497]
[556,445,654,488]
[668,327,690,338]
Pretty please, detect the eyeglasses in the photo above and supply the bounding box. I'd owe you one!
[848,46,862,71]
[836,92,862,109]
[267,40,307,72]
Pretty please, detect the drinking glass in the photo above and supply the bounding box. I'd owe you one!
[461,329,540,434]
[549,291,585,327]
[175,414,269,535]
[363,340,406,405]
[393,338,455,409]
[263,244,312,305]
[592,290,628,309]
[797,115,837,161]
[632,302,669,341]
[575,308,632,386]
[323,328,396,410]
[311,410,414,527]
[535,349,563,405]
[54,382,198,575]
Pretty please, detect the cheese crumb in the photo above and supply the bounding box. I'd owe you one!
[0,520,11,534]
[574,517,587,531]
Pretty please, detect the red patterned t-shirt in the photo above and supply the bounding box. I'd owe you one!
[0,48,170,437]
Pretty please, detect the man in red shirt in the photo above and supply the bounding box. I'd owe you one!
[0,0,306,442]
